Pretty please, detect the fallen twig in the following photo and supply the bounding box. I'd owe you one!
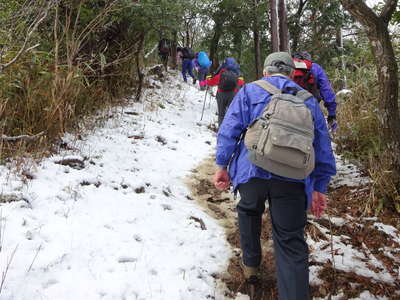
[27,244,42,273]
[0,245,18,295]
[0,131,44,143]
[189,216,207,230]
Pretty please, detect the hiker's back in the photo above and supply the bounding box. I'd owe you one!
[197,51,211,68]
[218,70,238,91]
[182,47,195,59]
[293,58,314,91]
[158,39,170,55]
[244,79,315,179]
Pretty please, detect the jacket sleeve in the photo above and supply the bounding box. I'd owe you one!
[312,63,337,116]
[216,86,250,166]
[206,72,221,87]
[310,100,336,193]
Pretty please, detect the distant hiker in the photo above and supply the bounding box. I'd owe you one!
[181,46,196,84]
[206,57,244,126]
[177,46,184,65]
[292,51,338,133]
[158,38,170,71]
[193,51,212,90]
[213,52,336,300]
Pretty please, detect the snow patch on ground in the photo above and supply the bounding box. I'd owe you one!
[0,69,398,300]
[0,70,231,300]
[330,143,370,189]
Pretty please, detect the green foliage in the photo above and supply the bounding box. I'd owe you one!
[287,0,352,67]
[195,0,269,80]
[125,0,186,35]
[0,0,149,156]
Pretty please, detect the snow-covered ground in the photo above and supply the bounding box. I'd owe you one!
[0,69,399,300]
[0,70,231,300]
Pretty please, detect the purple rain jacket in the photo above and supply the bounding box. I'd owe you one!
[216,75,336,207]
[311,62,337,117]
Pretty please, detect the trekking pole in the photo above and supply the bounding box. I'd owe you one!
[200,86,209,121]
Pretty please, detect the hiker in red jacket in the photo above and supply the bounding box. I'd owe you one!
[206,57,245,126]
[292,51,338,133]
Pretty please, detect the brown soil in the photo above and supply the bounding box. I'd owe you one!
[186,156,400,300]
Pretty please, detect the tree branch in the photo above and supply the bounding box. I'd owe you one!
[341,0,379,28]
[0,132,44,143]
[379,0,398,24]
[0,1,53,72]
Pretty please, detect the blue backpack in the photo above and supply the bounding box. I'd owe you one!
[197,51,211,68]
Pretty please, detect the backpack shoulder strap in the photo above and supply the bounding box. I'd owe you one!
[253,80,281,95]
[295,89,314,102]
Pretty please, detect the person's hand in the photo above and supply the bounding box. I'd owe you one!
[327,115,337,133]
[311,191,327,217]
[213,169,230,191]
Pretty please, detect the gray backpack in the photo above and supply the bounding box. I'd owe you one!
[244,80,315,179]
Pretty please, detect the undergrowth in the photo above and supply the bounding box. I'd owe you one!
[0,54,138,160]
[333,66,400,214]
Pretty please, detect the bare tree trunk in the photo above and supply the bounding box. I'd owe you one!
[253,0,262,78]
[233,30,243,63]
[209,21,223,72]
[291,0,308,53]
[278,0,289,52]
[171,31,178,70]
[135,32,145,102]
[270,0,279,52]
[310,9,318,58]
[254,29,262,78]
[336,27,347,89]
[185,24,190,47]
[341,0,400,208]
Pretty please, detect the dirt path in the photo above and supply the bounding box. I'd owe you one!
[186,156,278,300]
[186,156,400,300]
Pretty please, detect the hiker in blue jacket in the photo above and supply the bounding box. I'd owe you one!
[179,46,196,84]
[213,52,336,300]
[213,57,241,77]
[293,51,338,133]
[193,51,212,90]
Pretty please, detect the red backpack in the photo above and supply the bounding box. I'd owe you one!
[293,58,321,101]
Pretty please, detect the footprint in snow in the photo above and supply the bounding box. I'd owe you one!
[118,256,137,263]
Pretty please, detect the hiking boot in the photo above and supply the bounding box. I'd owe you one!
[240,260,260,283]
[193,78,197,84]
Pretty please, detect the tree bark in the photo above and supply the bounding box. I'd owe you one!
[186,24,190,47]
[336,27,347,89]
[171,31,178,70]
[134,32,145,102]
[278,0,289,51]
[209,21,223,72]
[253,29,262,78]
[233,30,243,63]
[270,0,279,52]
[253,0,262,78]
[341,0,400,205]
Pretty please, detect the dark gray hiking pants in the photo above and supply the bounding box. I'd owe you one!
[237,178,309,300]
[216,91,236,126]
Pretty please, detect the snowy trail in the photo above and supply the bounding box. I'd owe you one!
[1,70,399,300]
[0,70,232,300]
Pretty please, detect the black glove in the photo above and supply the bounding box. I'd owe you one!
[327,115,337,133]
